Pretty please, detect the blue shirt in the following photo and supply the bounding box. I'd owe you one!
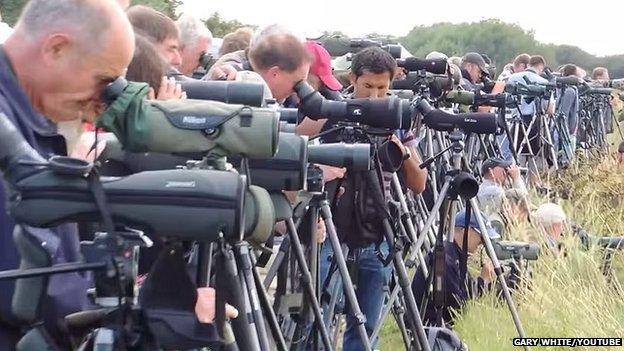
[556,86,579,134]
[0,46,90,348]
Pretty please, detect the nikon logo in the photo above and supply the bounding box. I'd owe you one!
[464,118,477,123]
[182,116,207,124]
[165,181,196,188]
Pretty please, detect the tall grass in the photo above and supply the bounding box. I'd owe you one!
[381,154,624,350]
[454,156,624,350]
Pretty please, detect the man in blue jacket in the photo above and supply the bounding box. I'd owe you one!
[0,1,134,348]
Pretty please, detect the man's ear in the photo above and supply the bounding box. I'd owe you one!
[40,33,73,66]
[267,66,280,78]
[348,71,357,86]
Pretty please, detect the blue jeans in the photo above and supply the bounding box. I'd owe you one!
[497,134,514,161]
[320,241,392,351]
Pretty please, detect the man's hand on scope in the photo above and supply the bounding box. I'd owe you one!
[148,76,187,100]
[208,64,238,81]
[195,287,239,324]
[390,134,408,158]
[319,164,346,183]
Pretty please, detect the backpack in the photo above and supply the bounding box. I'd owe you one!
[425,327,468,351]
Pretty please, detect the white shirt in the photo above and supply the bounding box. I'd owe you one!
[477,177,528,214]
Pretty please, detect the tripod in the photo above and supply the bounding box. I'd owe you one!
[369,172,431,349]
[405,129,530,351]
[356,145,432,351]
[261,169,371,350]
[260,191,334,351]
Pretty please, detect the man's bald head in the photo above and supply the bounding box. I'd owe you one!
[14,0,129,52]
[5,0,134,122]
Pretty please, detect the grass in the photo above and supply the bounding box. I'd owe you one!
[379,147,624,350]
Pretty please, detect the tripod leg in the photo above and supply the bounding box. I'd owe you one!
[248,252,289,351]
[308,207,321,350]
[613,108,624,141]
[263,236,290,290]
[324,264,343,338]
[469,199,530,351]
[381,219,431,351]
[319,202,373,351]
[234,244,272,351]
[391,293,413,351]
[284,218,335,351]
[219,245,262,351]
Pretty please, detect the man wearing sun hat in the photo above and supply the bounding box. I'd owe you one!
[412,209,499,325]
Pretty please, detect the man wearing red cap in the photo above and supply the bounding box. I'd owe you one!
[304,41,343,93]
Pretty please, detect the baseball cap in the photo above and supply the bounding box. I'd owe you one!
[455,209,500,239]
[426,51,448,60]
[305,41,343,91]
[481,157,513,175]
[462,52,489,74]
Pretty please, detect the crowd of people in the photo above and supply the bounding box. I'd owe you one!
[0,1,622,350]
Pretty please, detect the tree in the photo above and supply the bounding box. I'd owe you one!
[0,0,181,26]
[202,12,256,38]
[130,0,181,18]
[1,0,26,26]
[399,19,624,77]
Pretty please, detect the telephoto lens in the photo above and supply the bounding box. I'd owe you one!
[179,80,267,107]
[294,80,412,130]
[97,80,280,159]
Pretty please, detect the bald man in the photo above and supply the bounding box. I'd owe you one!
[0,0,133,348]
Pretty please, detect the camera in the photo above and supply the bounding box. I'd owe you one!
[391,72,455,98]
[505,81,554,97]
[179,79,268,107]
[318,35,402,58]
[98,79,280,159]
[443,90,509,109]
[230,133,372,192]
[294,80,412,130]
[493,240,540,260]
[413,98,498,134]
[0,111,274,245]
[396,57,448,75]
[572,224,624,250]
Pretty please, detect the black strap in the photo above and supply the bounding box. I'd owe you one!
[432,203,449,327]
[460,204,471,285]
[86,168,115,234]
[214,241,227,339]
